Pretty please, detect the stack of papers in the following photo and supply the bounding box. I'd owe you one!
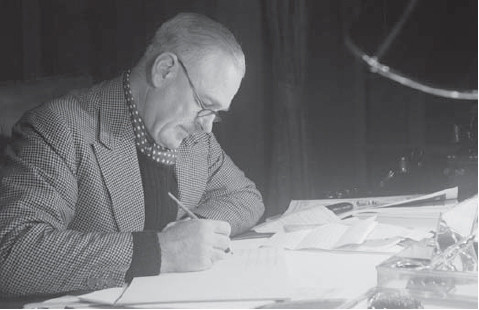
[262,218,432,253]
[256,188,458,233]
[254,188,456,253]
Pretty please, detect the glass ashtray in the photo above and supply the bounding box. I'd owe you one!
[343,287,478,309]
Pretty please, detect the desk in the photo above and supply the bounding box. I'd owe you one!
[3,197,477,309]
[11,238,390,309]
[3,239,476,309]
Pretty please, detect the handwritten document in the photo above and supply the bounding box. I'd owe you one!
[81,248,292,305]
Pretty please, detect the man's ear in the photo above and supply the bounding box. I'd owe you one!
[150,53,178,88]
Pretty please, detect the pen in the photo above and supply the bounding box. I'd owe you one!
[167,192,232,254]
[168,192,199,220]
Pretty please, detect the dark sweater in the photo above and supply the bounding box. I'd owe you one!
[124,150,178,282]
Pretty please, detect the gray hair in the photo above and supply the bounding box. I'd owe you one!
[143,12,245,76]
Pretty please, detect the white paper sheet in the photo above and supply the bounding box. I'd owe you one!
[297,223,350,249]
[79,287,124,305]
[230,237,270,251]
[81,248,292,306]
[126,300,274,308]
[285,251,390,300]
[340,239,404,253]
[253,205,340,233]
[263,219,377,250]
[367,223,432,241]
[442,195,478,236]
[78,289,273,309]
[335,218,378,247]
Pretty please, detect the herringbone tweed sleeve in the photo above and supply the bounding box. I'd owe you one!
[193,133,265,236]
[0,102,133,297]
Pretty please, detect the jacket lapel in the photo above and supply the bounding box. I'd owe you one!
[175,134,207,219]
[92,77,144,232]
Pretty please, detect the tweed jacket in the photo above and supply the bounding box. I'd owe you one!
[0,76,264,297]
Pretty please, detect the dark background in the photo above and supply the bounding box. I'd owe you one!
[0,0,477,218]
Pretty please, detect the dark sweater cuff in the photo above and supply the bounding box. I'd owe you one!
[125,231,161,283]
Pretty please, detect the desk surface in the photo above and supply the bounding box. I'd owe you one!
[4,238,390,309]
[2,196,476,309]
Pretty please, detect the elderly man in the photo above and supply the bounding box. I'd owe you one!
[0,12,264,297]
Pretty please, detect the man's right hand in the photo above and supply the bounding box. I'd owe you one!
[157,219,231,273]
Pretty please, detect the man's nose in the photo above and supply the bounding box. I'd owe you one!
[196,114,215,133]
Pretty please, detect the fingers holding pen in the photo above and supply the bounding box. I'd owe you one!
[205,220,232,254]
[212,220,232,236]
[210,232,231,252]
[197,220,231,254]
[158,219,232,273]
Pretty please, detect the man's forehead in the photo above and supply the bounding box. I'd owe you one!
[192,51,239,76]
[191,53,243,109]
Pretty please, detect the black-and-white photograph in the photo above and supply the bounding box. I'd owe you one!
[0,0,477,308]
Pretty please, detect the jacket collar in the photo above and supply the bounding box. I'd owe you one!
[97,76,132,150]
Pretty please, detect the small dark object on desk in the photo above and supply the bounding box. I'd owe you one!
[325,202,354,215]
[233,230,274,240]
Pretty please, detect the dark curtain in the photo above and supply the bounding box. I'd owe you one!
[263,0,311,216]
[1,0,476,217]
